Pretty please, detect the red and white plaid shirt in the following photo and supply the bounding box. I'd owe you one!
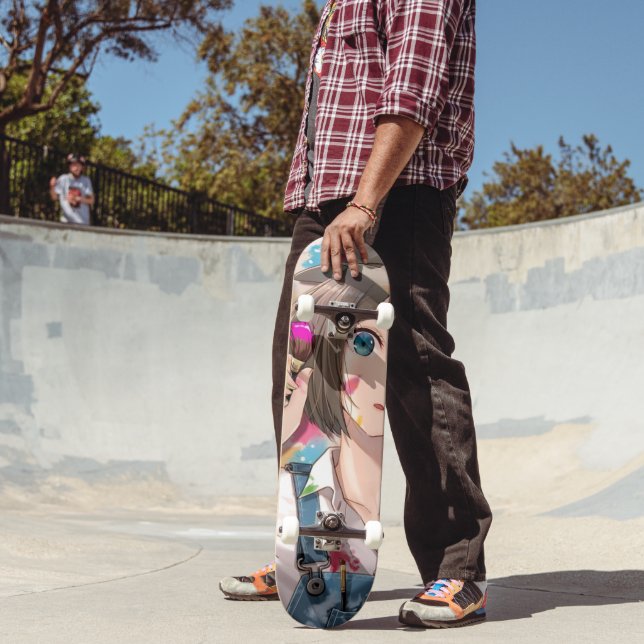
[284,0,476,213]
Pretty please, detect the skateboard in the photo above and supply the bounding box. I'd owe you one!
[275,237,394,629]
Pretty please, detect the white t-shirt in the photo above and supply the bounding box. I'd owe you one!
[54,173,93,225]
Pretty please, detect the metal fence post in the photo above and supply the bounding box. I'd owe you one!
[0,135,11,215]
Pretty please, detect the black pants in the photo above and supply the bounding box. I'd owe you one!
[271,184,492,582]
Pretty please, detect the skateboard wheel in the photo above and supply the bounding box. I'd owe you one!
[364,520,384,549]
[376,302,394,330]
[280,516,300,544]
[296,294,315,322]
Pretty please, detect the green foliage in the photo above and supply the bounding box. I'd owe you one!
[3,71,99,152]
[91,135,158,180]
[461,135,642,229]
[154,0,320,218]
[3,69,156,181]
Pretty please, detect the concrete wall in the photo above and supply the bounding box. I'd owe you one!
[1,204,643,521]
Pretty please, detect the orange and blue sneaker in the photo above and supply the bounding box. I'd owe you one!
[219,562,279,601]
[399,579,487,628]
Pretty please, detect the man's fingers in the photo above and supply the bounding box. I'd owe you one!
[355,233,369,265]
[330,235,343,280]
[341,231,360,278]
[321,234,331,273]
[322,227,343,279]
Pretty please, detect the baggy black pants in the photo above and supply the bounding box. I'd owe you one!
[271,184,493,582]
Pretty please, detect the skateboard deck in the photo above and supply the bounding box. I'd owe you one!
[275,237,393,629]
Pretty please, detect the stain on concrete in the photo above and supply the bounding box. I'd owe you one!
[53,245,123,279]
[0,240,47,411]
[485,248,644,313]
[46,322,62,338]
[241,440,275,460]
[147,255,200,295]
[477,415,592,439]
[0,238,50,272]
[229,246,272,283]
[0,446,170,486]
[546,466,644,520]
[123,254,137,281]
[0,419,20,435]
[0,373,34,407]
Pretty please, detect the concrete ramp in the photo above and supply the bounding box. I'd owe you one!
[0,205,643,524]
[446,204,644,521]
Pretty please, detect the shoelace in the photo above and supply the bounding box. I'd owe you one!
[254,563,276,577]
[424,578,463,599]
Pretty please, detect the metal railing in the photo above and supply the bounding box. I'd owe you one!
[0,134,293,236]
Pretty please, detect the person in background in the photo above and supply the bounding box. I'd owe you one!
[49,153,94,225]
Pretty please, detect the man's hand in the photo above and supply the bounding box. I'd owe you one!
[321,206,372,279]
[320,116,426,280]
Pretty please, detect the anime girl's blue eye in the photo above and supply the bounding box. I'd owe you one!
[353,331,375,357]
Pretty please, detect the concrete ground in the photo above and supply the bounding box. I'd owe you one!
[1,502,642,643]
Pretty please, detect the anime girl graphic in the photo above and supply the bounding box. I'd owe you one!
[275,239,390,628]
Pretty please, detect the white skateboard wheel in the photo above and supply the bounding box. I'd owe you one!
[280,516,300,544]
[376,302,394,330]
[364,520,384,550]
[296,294,315,322]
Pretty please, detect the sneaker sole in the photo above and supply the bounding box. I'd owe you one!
[219,582,279,601]
[399,609,486,629]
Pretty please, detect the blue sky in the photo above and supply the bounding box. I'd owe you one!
[88,0,644,197]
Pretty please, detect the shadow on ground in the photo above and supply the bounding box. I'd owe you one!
[488,570,644,622]
[341,570,643,631]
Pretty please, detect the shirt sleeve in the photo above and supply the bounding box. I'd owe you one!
[54,176,64,196]
[373,0,466,132]
[82,177,94,196]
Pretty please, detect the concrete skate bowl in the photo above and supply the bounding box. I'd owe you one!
[0,205,643,523]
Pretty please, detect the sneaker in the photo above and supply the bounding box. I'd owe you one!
[399,579,487,628]
[219,563,279,601]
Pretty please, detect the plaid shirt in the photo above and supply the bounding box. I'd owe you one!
[284,0,476,213]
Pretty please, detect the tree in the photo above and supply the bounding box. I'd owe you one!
[461,135,642,229]
[3,69,99,150]
[0,0,232,133]
[91,134,158,179]
[156,0,320,219]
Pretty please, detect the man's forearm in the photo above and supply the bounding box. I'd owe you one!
[353,115,426,210]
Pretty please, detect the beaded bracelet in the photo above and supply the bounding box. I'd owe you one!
[346,200,378,225]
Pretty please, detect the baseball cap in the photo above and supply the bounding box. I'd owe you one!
[66,153,86,165]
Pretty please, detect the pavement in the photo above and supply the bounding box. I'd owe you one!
[1,205,643,641]
[1,507,642,643]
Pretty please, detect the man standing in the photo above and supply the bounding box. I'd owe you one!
[49,153,94,225]
[220,0,492,628]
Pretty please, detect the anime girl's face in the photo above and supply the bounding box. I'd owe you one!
[340,316,388,438]
[289,239,391,442]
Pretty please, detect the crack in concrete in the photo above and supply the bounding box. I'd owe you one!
[4,546,204,599]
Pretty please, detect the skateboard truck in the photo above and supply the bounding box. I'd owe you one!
[295,294,394,333]
[313,512,348,552]
[279,512,384,550]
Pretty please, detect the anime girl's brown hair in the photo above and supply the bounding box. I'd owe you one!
[291,263,388,439]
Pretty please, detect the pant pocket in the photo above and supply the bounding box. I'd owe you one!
[326,607,358,628]
[438,186,457,238]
